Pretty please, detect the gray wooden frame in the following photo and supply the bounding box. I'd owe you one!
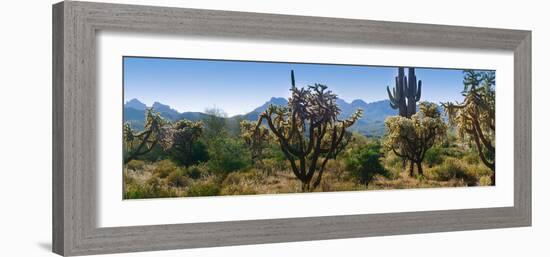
[52,1,531,256]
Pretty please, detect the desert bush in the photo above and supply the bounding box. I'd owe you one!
[152,159,180,178]
[219,169,266,195]
[320,179,363,192]
[207,137,252,174]
[345,142,386,185]
[254,158,287,175]
[462,151,481,165]
[123,170,136,185]
[426,157,478,185]
[186,182,220,197]
[126,159,146,171]
[124,176,178,199]
[222,169,264,186]
[184,164,208,179]
[424,147,444,167]
[466,163,493,178]
[220,184,257,195]
[381,151,404,179]
[166,168,191,188]
[479,175,493,186]
[170,141,209,167]
[426,158,464,181]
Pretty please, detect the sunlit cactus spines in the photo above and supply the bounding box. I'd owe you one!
[240,120,272,161]
[443,70,495,184]
[387,67,422,118]
[255,70,363,191]
[384,102,446,176]
[123,108,172,164]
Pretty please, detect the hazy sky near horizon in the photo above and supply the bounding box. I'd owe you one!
[124,57,489,116]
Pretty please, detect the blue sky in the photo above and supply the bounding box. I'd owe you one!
[124,57,487,116]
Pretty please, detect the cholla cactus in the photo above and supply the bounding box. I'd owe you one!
[384,102,446,176]
[123,108,171,164]
[169,119,204,167]
[240,120,272,161]
[256,70,363,191]
[443,70,495,184]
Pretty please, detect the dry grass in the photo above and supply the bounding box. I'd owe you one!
[123,156,492,199]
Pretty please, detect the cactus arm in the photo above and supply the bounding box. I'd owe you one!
[387,86,395,101]
[387,86,398,109]
[291,69,296,89]
[403,77,408,96]
[416,80,422,101]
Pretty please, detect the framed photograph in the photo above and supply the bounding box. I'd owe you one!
[52,1,531,256]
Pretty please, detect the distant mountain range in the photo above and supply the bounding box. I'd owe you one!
[123,97,403,137]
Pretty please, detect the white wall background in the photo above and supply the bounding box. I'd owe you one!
[0,0,547,256]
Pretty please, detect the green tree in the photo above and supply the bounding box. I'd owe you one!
[256,70,362,191]
[123,108,173,164]
[203,107,228,139]
[384,102,447,176]
[443,70,495,184]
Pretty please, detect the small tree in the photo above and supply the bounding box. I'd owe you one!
[256,70,362,191]
[203,107,228,139]
[443,70,495,184]
[123,108,173,164]
[169,119,206,167]
[384,102,446,176]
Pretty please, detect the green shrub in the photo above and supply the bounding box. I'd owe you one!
[424,147,444,167]
[463,151,481,164]
[185,164,206,179]
[344,142,386,185]
[186,182,220,197]
[170,141,209,167]
[152,160,180,178]
[207,137,252,174]
[126,159,146,170]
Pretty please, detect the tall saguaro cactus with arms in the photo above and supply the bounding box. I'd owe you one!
[387,67,422,118]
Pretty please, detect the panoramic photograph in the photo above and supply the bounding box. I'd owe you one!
[122,57,496,199]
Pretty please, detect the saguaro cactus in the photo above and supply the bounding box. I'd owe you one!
[387,67,422,118]
[406,68,422,117]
